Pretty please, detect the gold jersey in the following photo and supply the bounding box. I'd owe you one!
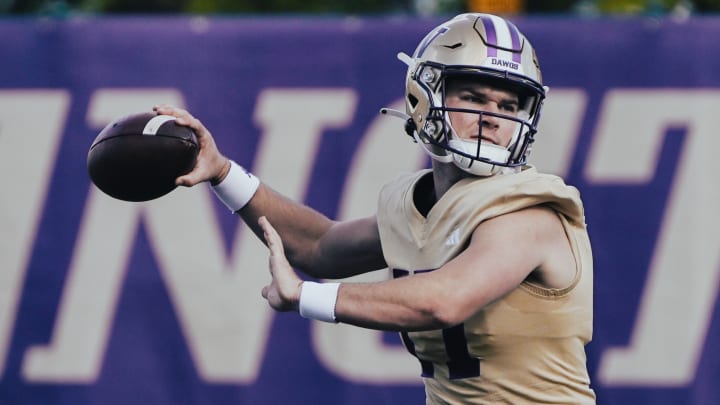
[376,167,596,404]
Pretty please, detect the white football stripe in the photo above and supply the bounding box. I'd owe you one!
[142,114,176,135]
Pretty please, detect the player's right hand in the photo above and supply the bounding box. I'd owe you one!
[153,104,230,187]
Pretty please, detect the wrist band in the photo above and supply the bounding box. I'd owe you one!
[211,160,260,212]
[299,282,340,323]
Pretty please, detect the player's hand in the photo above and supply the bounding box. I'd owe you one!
[259,216,303,312]
[153,104,230,187]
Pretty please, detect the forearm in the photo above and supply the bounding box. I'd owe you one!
[213,161,386,279]
[210,159,335,267]
[239,184,334,269]
[332,277,457,332]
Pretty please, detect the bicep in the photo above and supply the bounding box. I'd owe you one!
[240,185,384,277]
[434,208,557,318]
[310,215,387,279]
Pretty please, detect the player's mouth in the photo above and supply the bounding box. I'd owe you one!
[469,135,498,146]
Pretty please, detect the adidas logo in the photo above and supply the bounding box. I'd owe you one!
[445,227,461,246]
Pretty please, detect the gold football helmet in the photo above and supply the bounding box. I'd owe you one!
[392,13,546,176]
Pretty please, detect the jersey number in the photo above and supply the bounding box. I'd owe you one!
[394,269,481,379]
[400,325,480,380]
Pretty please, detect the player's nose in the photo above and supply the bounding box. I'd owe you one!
[480,111,500,130]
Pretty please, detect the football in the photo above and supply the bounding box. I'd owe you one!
[87,112,199,202]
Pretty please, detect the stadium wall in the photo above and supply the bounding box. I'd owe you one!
[1,15,719,404]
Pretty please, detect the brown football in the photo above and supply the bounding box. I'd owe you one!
[87,112,198,202]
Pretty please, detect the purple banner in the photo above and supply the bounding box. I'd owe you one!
[1,15,719,405]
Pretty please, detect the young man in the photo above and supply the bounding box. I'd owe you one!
[156,12,596,404]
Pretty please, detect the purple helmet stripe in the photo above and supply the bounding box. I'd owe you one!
[415,26,448,58]
[506,21,523,63]
[479,15,498,58]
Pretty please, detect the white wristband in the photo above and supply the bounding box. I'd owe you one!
[211,160,260,212]
[299,282,340,323]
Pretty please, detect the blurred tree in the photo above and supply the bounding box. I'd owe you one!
[4,0,80,13]
[594,0,718,13]
[525,0,579,13]
[94,0,189,12]
[693,0,720,11]
[189,0,412,14]
[467,0,524,14]
[1,0,717,14]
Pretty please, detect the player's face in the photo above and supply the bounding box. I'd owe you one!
[445,79,520,148]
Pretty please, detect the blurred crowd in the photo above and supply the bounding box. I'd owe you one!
[1,0,718,17]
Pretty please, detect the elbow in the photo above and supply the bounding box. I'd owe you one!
[278,230,327,273]
[431,309,465,330]
[423,295,468,329]
[284,250,316,276]
[284,248,330,279]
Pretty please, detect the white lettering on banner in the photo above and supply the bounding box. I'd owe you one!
[83,88,185,126]
[0,90,71,380]
[4,87,716,387]
[254,88,361,380]
[531,89,588,177]
[253,88,357,200]
[313,100,424,383]
[22,89,186,382]
[589,90,720,386]
[22,189,143,382]
[20,88,357,383]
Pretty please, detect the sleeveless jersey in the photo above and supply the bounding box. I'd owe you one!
[376,166,595,404]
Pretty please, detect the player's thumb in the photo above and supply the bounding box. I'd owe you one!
[175,173,200,187]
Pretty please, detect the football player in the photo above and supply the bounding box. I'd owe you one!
[156,12,596,404]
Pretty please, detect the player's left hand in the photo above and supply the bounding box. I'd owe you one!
[260,216,303,312]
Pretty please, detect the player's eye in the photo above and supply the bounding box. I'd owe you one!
[500,102,518,113]
[460,94,485,104]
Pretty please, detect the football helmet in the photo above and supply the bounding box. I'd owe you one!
[396,13,546,176]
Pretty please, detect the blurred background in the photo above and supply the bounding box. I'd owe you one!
[2,1,720,405]
[2,0,719,15]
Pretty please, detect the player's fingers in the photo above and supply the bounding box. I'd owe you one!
[259,215,271,233]
[152,104,169,113]
[152,105,208,134]
[177,115,209,137]
[153,105,189,119]
[259,216,285,255]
